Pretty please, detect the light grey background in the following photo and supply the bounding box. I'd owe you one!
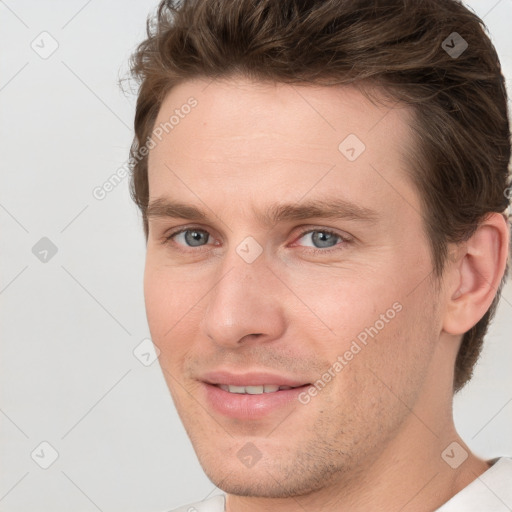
[1,1,511,511]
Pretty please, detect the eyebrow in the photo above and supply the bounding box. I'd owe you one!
[146,196,379,227]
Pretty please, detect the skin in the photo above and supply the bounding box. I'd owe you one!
[143,76,509,511]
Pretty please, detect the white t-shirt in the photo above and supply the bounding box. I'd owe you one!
[167,457,512,512]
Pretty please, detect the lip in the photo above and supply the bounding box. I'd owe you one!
[199,370,311,420]
[200,370,309,388]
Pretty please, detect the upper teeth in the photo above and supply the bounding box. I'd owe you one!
[219,384,296,394]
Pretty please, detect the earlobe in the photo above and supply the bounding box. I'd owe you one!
[443,213,509,335]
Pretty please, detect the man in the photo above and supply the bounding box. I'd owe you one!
[127,0,511,510]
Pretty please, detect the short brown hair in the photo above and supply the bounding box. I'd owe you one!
[126,0,511,392]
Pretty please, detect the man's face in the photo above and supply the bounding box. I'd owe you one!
[144,77,445,497]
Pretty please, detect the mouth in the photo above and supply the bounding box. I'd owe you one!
[215,383,306,394]
[199,373,312,419]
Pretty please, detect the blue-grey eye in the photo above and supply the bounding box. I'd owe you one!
[299,230,340,249]
[179,229,210,247]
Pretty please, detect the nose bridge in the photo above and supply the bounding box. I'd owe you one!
[215,232,269,297]
[199,238,285,347]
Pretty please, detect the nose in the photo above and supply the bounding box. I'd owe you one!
[199,244,287,349]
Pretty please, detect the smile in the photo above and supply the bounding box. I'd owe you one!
[217,384,302,394]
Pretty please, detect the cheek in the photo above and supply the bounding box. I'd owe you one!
[143,265,202,378]
[143,266,169,337]
[143,261,199,335]
[296,267,437,400]
[283,267,399,350]
[342,288,439,410]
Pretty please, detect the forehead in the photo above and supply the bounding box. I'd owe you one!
[147,76,421,225]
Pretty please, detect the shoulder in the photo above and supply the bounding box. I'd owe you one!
[487,456,512,480]
[481,456,512,487]
[165,495,226,512]
[436,457,512,511]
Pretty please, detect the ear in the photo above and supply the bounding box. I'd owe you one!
[442,212,509,335]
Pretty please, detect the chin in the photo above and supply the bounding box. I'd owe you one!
[207,471,321,499]
[195,445,344,499]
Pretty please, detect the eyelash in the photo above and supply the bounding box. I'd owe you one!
[162,226,351,255]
